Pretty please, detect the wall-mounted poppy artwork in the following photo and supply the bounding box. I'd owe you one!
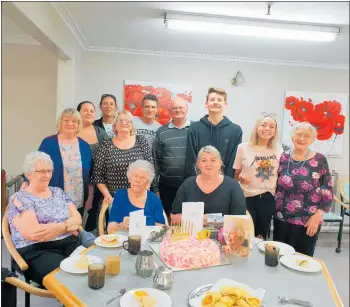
[124,80,192,125]
[282,91,348,156]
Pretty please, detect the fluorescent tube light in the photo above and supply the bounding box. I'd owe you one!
[165,13,340,42]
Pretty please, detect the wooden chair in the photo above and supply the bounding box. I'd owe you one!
[98,199,170,236]
[2,210,55,307]
[98,199,113,236]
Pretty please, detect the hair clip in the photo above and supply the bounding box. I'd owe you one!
[261,112,277,119]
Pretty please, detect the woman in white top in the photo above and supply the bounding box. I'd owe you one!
[233,114,281,239]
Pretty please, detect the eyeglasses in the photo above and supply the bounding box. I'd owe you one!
[171,106,186,111]
[116,119,132,124]
[63,119,79,125]
[294,134,312,140]
[35,170,53,175]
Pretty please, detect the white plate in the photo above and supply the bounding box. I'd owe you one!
[189,278,265,307]
[60,255,103,274]
[95,234,128,248]
[280,254,322,273]
[120,288,172,307]
[257,240,296,256]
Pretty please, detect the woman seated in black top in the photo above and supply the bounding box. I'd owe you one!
[171,146,246,225]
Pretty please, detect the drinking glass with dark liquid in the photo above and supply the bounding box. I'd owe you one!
[88,263,106,289]
[265,244,280,267]
[122,235,141,255]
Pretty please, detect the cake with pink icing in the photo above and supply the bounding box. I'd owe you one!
[159,237,221,269]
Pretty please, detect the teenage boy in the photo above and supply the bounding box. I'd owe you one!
[185,87,242,178]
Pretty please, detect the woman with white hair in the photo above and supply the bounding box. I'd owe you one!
[233,114,281,239]
[274,122,333,256]
[92,110,155,205]
[107,160,165,233]
[21,108,92,216]
[7,152,83,286]
[171,146,246,224]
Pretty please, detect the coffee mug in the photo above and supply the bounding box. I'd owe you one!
[123,235,141,255]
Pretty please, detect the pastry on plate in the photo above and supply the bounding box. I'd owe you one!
[101,236,119,246]
[75,255,90,269]
[296,258,309,267]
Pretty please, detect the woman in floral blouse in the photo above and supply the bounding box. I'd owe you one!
[274,122,333,256]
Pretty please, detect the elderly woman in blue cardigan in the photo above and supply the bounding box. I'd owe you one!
[21,108,92,216]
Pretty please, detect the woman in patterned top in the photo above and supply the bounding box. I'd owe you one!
[274,122,333,256]
[234,114,281,239]
[7,152,82,285]
[21,108,92,216]
[92,110,155,206]
[77,101,109,231]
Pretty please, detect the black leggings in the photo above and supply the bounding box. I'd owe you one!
[273,218,321,257]
[246,192,275,239]
[17,235,81,286]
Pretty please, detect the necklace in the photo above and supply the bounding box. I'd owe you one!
[286,149,310,176]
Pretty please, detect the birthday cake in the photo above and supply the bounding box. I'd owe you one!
[160,237,221,269]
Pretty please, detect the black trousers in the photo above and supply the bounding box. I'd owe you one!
[159,182,180,216]
[273,218,321,257]
[17,235,81,286]
[246,192,275,239]
[85,187,103,231]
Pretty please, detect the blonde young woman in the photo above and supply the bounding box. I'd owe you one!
[21,108,92,216]
[233,114,281,239]
[171,146,246,224]
[92,110,155,205]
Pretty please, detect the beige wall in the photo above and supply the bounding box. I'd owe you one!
[2,44,57,175]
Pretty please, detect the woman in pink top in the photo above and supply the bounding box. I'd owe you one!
[233,114,281,239]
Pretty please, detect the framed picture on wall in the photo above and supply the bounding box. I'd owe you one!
[124,80,192,125]
[282,91,348,157]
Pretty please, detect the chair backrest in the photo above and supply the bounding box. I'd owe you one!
[340,180,349,203]
[98,199,170,236]
[1,210,28,271]
[98,200,113,237]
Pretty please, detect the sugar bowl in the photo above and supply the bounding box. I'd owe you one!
[153,266,174,290]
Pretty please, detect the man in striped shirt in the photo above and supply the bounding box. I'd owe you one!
[153,96,191,216]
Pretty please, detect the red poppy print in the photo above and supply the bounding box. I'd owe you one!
[285,96,299,110]
[332,114,345,135]
[290,99,314,121]
[285,96,345,141]
[124,81,192,126]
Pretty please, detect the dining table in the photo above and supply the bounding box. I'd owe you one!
[43,231,344,307]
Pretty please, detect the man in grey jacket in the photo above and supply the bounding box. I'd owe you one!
[153,96,191,215]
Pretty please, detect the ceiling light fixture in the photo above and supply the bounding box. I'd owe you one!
[164,12,340,42]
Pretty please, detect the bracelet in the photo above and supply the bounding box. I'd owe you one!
[64,221,69,232]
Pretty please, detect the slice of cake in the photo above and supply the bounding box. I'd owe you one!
[75,255,90,269]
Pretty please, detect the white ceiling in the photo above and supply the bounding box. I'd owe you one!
[2,2,349,68]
